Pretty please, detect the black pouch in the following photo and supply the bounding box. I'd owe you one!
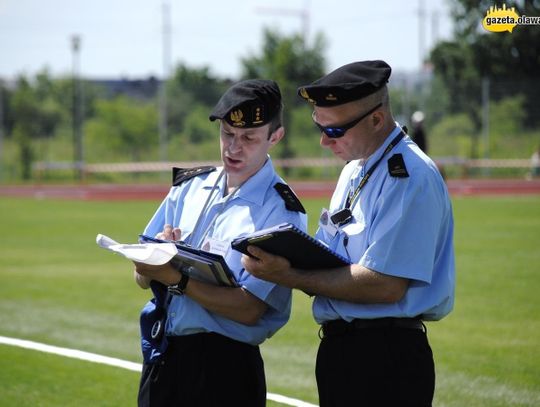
[140,281,169,364]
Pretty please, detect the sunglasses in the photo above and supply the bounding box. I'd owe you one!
[312,102,383,138]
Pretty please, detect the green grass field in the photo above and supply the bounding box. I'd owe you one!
[0,195,539,406]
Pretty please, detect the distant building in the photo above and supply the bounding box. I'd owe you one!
[91,76,161,100]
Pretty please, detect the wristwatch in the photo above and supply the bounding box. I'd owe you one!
[168,273,190,295]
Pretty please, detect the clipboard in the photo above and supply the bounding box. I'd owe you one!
[231,223,351,269]
[96,233,237,287]
[138,234,238,287]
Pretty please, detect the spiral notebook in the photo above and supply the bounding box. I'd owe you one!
[137,234,238,287]
[231,223,351,269]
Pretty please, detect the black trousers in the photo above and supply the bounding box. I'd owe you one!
[316,325,435,407]
[138,332,266,407]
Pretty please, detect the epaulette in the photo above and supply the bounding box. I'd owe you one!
[387,154,409,178]
[172,166,216,186]
[274,183,306,213]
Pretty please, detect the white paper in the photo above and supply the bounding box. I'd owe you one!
[96,234,178,265]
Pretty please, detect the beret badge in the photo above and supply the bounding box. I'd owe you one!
[299,87,316,104]
[252,105,264,125]
[230,109,245,127]
[325,93,337,101]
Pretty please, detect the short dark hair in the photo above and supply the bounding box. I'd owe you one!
[267,102,283,138]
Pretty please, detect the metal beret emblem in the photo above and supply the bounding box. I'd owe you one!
[252,105,264,125]
[325,93,337,101]
[230,109,245,127]
[299,88,316,104]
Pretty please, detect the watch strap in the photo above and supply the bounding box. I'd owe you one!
[168,273,190,295]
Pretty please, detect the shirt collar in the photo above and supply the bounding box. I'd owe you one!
[234,156,276,206]
[198,156,276,206]
[359,122,404,173]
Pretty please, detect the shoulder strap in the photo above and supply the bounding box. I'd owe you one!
[387,154,409,178]
[172,166,217,186]
[274,183,306,213]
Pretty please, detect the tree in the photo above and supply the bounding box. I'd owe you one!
[430,0,540,128]
[9,74,64,179]
[85,96,158,162]
[166,64,230,135]
[240,28,327,163]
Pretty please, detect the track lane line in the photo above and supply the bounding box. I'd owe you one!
[0,335,318,407]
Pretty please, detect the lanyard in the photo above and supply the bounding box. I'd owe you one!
[344,130,405,209]
[187,169,243,248]
[186,169,224,247]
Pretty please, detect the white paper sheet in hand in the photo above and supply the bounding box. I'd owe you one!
[96,234,177,265]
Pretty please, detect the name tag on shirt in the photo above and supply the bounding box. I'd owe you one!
[201,236,230,257]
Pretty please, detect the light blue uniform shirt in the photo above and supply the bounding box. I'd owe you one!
[314,124,455,323]
[144,157,307,345]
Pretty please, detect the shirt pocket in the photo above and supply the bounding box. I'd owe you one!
[335,218,368,263]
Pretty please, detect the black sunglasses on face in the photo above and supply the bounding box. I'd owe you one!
[312,102,383,138]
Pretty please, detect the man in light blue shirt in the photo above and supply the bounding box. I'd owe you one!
[133,79,307,407]
[243,61,455,406]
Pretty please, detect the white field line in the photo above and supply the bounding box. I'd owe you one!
[0,335,318,407]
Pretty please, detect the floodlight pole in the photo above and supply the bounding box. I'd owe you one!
[255,0,311,44]
[418,0,426,69]
[71,35,84,181]
[482,77,490,160]
[0,85,4,182]
[158,1,171,164]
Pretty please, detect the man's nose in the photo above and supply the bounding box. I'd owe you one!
[229,136,243,152]
[320,132,333,147]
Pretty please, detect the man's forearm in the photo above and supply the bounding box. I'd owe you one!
[283,264,409,304]
[185,280,267,326]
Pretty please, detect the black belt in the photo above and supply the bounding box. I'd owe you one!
[321,318,424,338]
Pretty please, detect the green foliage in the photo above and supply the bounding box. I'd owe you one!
[85,96,158,162]
[489,94,526,138]
[430,0,540,128]
[182,104,217,144]
[241,28,327,103]
[430,113,475,157]
[240,28,327,165]
[3,23,540,182]
[166,63,229,134]
[9,74,64,179]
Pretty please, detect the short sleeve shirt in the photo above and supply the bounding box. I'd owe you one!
[144,157,307,345]
[313,125,455,323]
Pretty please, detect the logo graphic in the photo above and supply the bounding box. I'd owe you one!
[483,4,519,32]
[230,109,245,127]
[482,4,540,33]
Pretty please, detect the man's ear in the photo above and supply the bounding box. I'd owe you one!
[269,126,285,146]
[371,110,385,130]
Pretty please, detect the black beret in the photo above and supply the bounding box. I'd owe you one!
[209,79,282,128]
[297,60,391,107]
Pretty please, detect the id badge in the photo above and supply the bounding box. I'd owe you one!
[319,208,338,236]
[201,236,230,257]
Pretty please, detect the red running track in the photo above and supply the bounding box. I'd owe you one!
[1,179,540,201]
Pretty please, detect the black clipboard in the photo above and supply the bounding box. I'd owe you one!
[139,235,238,287]
[231,223,351,269]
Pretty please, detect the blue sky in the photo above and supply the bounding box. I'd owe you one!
[0,0,455,80]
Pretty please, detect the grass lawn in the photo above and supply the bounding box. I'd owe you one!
[0,195,539,406]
